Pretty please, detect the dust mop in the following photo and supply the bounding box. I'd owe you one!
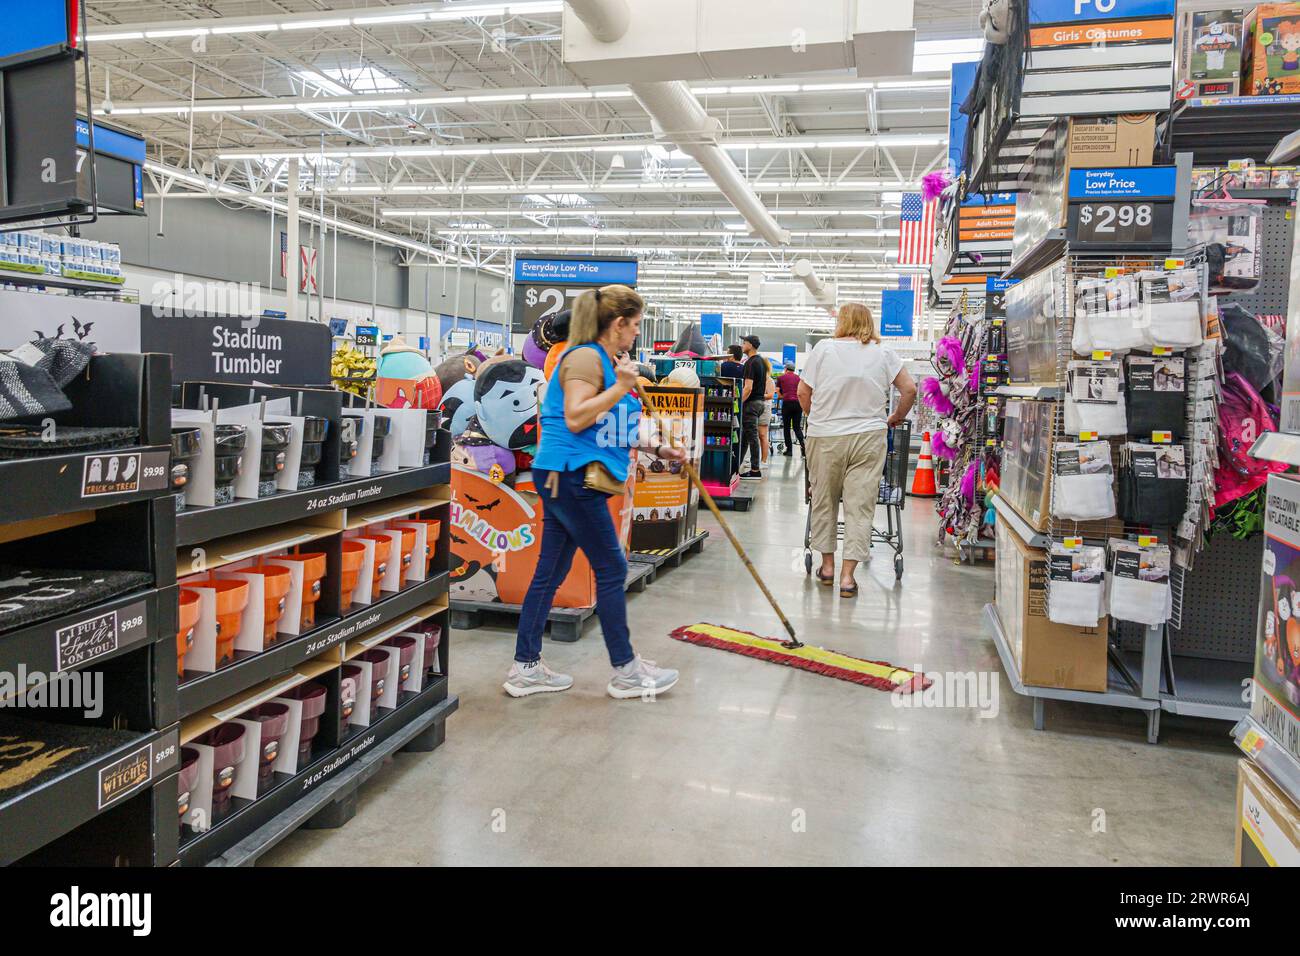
[647,410,927,693]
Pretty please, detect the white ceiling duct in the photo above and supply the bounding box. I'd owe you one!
[566,0,790,247]
[792,258,826,299]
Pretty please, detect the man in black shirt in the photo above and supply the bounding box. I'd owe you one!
[739,335,766,480]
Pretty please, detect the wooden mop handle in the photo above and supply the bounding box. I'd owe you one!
[648,407,801,647]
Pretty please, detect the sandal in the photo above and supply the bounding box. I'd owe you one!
[816,571,835,586]
[839,582,859,598]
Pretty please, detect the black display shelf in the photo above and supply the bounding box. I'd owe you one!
[177,570,449,717]
[178,677,454,866]
[1,444,171,524]
[1168,94,1300,166]
[175,462,450,547]
[1003,230,1066,281]
[0,722,180,866]
[0,584,173,681]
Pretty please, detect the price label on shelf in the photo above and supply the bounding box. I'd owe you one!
[1090,350,1112,361]
[1066,166,1177,250]
[1164,258,1185,270]
[1063,537,1083,550]
[1074,201,1158,244]
[1079,431,1098,441]
[1138,535,1159,547]
[1152,430,1173,443]
[1104,267,1121,278]
[1240,729,1264,754]
[1152,346,1174,356]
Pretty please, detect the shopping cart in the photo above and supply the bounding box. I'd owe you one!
[802,421,911,580]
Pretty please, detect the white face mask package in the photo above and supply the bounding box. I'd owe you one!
[1138,269,1204,349]
[1071,274,1145,354]
[1048,542,1107,628]
[1106,538,1172,626]
[1064,360,1127,436]
[1052,440,1116,520]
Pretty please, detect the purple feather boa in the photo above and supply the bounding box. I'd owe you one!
[922,171,950,203]
[931,427,959,461]
[920,376,954,416]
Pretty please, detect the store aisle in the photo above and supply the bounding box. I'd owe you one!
[264,462,1239,866]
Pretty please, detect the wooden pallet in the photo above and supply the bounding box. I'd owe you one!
[711,482,755,511]
[629,529,708,577]
[450,561,654,642]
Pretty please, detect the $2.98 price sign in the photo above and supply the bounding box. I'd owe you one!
[1069,199,1170,248]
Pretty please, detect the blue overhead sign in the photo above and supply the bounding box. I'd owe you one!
[880,290,914,338]
[700,313,723,338]
[1028,0,1174,24]
[0,1,70,62]
[76,120,148,165]
[948,60,978,179]
[986,277,1020,292]
[962,191,1016,207]
[1068,166,1178,200]
[513,256,638,286]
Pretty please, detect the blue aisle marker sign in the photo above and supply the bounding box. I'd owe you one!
[880,290,914,338]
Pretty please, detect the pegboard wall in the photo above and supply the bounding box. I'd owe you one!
[1220,203,1295,318]
[1120,531,1262,662]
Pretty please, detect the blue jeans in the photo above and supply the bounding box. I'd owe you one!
[515,468,634,668]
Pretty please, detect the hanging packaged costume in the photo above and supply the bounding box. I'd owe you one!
[1106,539,1172,625]
[1124,354,1187,440]
[1064,359,1127,436]
[1052,440,1116,520]
[1048,542,1107,628]
[1118,442,1188,527]
[1138,269,1204,349]
[1073,274,1144,354]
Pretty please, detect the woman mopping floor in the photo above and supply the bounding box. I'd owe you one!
[504,284,686,700]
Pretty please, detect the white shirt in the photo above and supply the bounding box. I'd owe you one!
[801,338,903,437]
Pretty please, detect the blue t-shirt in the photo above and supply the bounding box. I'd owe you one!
[531,343,640,482]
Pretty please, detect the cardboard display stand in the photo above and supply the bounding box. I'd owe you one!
[630,385,704,553]
[449,463,632,608]
[995,519,1109,692]
[1253,474,1300,764]
[1236,758,1300,865]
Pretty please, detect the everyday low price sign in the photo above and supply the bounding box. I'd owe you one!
[1066,166,1177,250]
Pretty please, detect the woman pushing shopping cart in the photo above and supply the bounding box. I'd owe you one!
[795,304,917,595]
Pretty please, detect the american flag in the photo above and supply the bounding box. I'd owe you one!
[898,192,937,265]
[898,275,923,320]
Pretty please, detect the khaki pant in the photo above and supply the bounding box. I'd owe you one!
[807,430,888,562]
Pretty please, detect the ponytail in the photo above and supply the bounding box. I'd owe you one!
[569,284,644,345]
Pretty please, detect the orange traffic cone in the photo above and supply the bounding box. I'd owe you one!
[909,431,938,498]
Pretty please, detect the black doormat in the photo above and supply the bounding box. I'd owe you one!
[0,713,141,804]
[0,425,139,460]
[0,567,153,634]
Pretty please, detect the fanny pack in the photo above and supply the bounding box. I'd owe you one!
[584,461,626,496]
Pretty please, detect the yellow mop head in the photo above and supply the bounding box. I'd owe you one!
[670,623,929,692]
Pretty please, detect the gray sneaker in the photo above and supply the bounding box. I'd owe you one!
[503,659,573,697]
[607,655,679,699]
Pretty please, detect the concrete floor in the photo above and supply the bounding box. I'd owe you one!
[263,458,1239,866]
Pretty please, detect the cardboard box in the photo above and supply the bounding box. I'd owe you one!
[449,462,632,608]
[1013,116,1156,265]
[1252,474,1300,761]
[1244,3,1300,96]
[1236,758,1300,865]
[1178,7,1247,97]
[995,519,1108,692]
